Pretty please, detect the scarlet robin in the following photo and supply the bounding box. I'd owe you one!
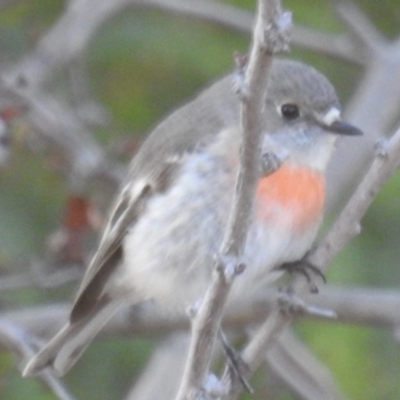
[23,58,362,376]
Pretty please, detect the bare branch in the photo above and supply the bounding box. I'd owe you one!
[144,0,363,64]
[0,318,76,400]
[6,284,400,344]
[0,267,80,292]
[266,329,348,400]
[175,1,291,398]
[124,335,189,400]
[334,0,386,53]
[4,0,131,88]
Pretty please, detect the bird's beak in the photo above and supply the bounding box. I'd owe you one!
[320,107,363,136]
[326,120,363,136]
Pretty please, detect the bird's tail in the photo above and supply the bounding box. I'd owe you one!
[23,300,121,377]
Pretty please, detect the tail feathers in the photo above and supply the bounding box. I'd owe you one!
[23,301,121,377]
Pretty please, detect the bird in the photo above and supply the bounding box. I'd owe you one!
[23,58,362,377]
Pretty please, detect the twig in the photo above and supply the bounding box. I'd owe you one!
[334,1,385,53]
[175,1,291,399]
[7,285,400,344]
[143,0,362,64]
[0,268,80,292]
[2,85,121,189]
[0,318,76,400]
[3,0,131,88]
[124,334,189,400]
[1,0,365,93]
[304,286,400,330]
[266,329,348,400]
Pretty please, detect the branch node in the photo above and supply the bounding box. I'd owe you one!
[235,262,247,276]
[214,254,244,283]
[263,11,292,53]
[351,222,362,236]
[187,299,202,320]
[277,291,337,319]
[232,53,250,101]
[374,138,390,159]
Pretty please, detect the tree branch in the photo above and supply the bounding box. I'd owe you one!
[266,329,348,400]
[175,1,291,398]
[0,318,76,400]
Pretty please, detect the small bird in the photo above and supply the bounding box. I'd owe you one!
[23,59,362,377]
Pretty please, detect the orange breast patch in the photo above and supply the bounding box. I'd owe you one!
[256,164,325,231]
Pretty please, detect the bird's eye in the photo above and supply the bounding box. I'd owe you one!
[280,103,300,120]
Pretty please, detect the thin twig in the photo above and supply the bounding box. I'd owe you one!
[334,0,385,53]
[266,329,348,400]
[7,284,400,346]
[0,318,76,400]
[142,0,362,64]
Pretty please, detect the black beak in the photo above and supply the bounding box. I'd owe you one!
[325,120,363,136]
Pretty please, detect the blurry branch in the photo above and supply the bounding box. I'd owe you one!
[328,2,400,206]
[3,0,130,88]
[175,1,291,398]
[142,0,364,65]
[124,328,348,400]
[0,0,372,194]
[1,83,121,189]
[266,329,348,400]
[334,1,385,54]
[0,263,80,292]
[224,301,291,399]
[67,59,111,129]
[4,282,400,398]
[304,286,400,330]
[0,318,76,400]
[125,328,346,400]
[125,335,189,400]
[7,286,400,350]
[1,0,366,91]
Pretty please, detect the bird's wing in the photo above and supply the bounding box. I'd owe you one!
[69,76,237,322]
[70,183,150,322]
[70,160,182,323]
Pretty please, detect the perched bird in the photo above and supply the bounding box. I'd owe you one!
[23,59,362,377]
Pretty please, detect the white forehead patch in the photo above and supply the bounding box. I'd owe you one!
[322,107,341,126]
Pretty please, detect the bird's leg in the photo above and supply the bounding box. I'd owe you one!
[260,151,283,177]
[218,329,253,394]
[278,253,326,293]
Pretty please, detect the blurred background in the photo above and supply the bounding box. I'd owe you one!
[0,0,399,399]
